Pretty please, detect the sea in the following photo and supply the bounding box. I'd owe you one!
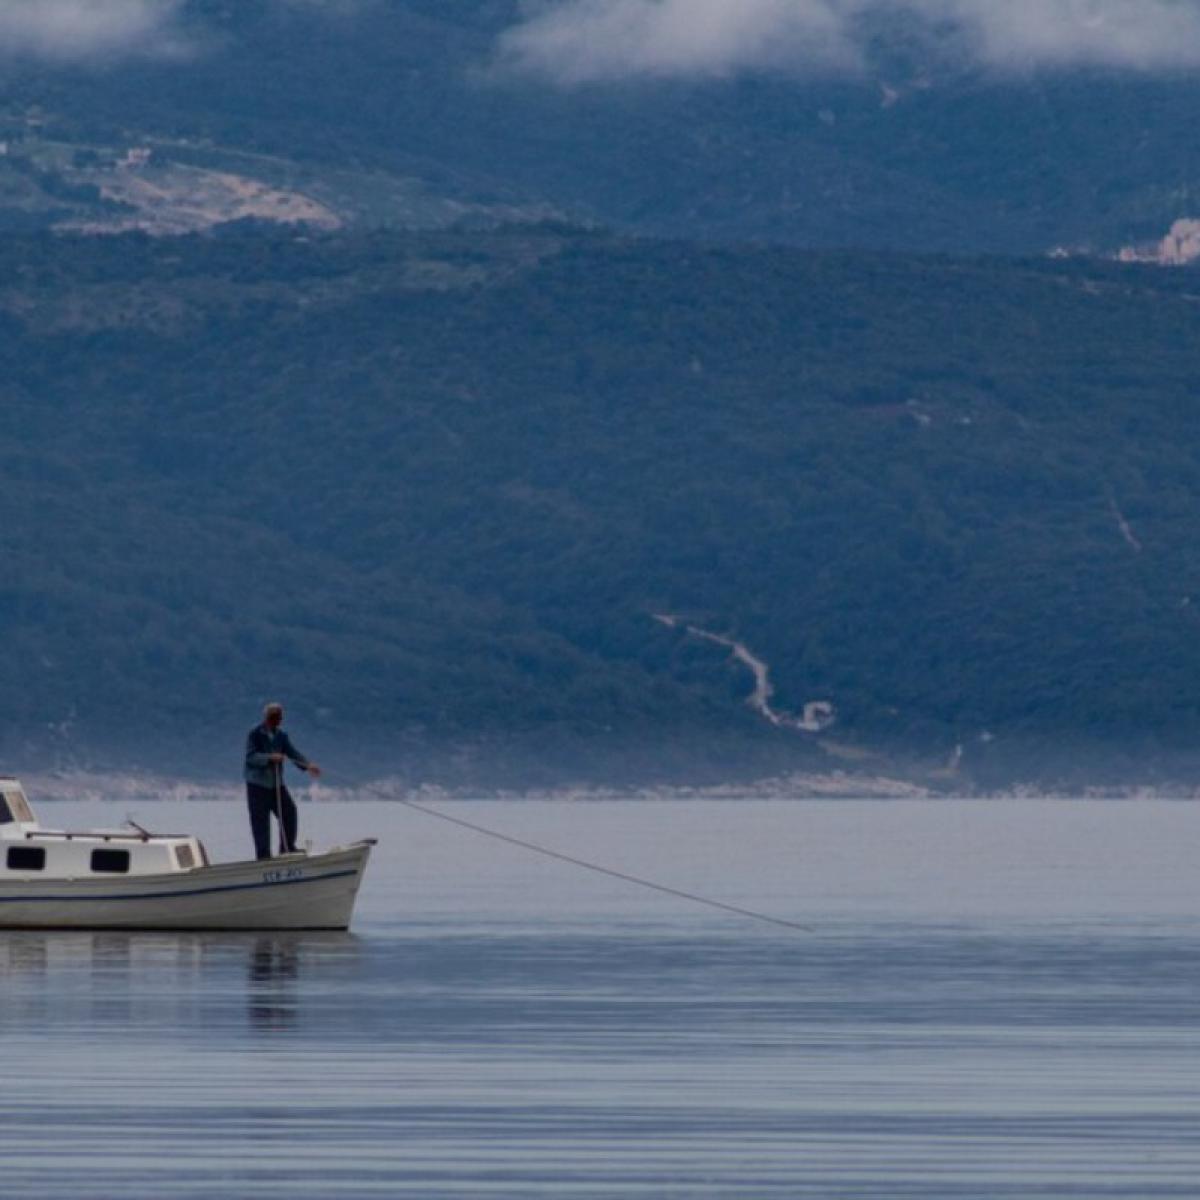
[2,794,1200,1199]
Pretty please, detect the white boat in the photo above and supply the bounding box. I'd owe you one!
[0,777,375,931]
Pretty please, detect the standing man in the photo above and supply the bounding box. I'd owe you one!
[244,702,322,859]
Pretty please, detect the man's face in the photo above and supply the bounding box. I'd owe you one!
[266,708,283,729]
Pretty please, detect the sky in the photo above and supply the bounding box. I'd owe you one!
[2,0,1200,77]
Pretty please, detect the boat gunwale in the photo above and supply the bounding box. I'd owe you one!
[0,840,376,896]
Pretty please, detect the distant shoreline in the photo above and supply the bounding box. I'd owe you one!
[20,769,1200,805]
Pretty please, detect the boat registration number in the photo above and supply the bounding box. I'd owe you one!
[262,867,304,884]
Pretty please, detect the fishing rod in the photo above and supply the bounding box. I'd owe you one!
[274,759,286,854]
[386,793,816,934]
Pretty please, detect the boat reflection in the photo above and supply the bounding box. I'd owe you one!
[0,928,359,1033]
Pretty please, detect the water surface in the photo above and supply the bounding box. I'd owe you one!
[2,797,1199,1197]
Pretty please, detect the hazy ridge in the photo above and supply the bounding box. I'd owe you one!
[4,227,1200,789]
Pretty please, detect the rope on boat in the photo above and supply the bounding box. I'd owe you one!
[392,796,816,934]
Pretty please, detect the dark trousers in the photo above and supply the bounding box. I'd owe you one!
[246,782,298,859]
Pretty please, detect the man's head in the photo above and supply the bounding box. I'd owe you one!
[263,702,284,729]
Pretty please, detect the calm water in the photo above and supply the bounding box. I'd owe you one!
[3,797,1200,1198]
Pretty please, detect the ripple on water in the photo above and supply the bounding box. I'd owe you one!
[2,798,1200,1197]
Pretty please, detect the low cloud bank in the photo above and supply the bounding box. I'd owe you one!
[0,0,187,62]
[499,0,860,81]
[497,0,1200,83]
[0,0,356,64]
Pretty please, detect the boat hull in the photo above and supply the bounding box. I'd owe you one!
[0,841,374,931]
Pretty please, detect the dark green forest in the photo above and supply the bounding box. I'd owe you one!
[1,226,1200,787]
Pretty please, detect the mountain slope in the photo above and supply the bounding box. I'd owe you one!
[3,226,1200,785]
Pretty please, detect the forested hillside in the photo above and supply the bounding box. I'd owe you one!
[4,0,1200,254]
[2,226,1200,787]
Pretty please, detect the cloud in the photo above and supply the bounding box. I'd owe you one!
[498,0,861,82]
[497,0,1200,83]
[0,0,361,65]
[941,0,1200,71]
[0,0,188,62]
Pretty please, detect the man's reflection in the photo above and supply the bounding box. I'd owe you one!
[248,936,301,1030]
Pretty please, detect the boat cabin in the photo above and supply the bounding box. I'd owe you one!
[0,778,209,879]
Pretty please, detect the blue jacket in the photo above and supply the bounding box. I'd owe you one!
[244,723,311,788]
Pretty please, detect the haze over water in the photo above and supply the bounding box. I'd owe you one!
[2,796,1199,1197]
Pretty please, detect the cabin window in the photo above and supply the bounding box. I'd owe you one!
[0,796,11,825]
[7,793,33,823]
[7,846,45,871]
[175,844,195,870]
[91,849,131,874]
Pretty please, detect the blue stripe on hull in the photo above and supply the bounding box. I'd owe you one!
[0,867,360,904]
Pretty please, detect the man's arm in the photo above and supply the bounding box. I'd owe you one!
[281,732,321,776]
[245,728,274,771]
[280,732,308,769]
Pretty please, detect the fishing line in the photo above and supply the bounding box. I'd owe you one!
[391,795,816,934]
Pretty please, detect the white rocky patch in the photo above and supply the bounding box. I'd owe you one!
[1118,218,1200,266]
[58,160,341,236]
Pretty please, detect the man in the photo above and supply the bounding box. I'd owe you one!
[244,702,322,860]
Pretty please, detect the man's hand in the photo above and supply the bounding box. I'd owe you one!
[269,753,285,764]
[306,763,323,778]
